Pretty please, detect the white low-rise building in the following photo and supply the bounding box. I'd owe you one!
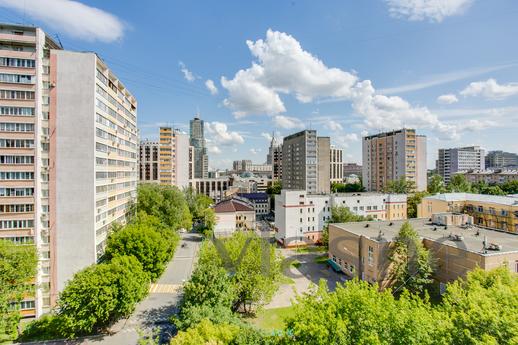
[274,190,407,247]
[214,198,256,237]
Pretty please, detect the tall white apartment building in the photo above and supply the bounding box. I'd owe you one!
[362,128,427,192]
[0,24,138,317]
[330,145,343,184]
[437,146,485,183]
[274,190,407,246]
[50,50,138,302]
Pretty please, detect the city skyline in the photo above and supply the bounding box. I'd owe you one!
[0,0,517,171]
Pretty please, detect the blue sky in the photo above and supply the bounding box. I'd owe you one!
[1,0,518,170]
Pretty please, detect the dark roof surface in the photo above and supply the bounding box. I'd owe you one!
[214,198,255,213]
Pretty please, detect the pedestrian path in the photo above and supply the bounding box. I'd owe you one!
[149,283,181,294]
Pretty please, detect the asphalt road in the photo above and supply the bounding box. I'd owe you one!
[25,232,202,345]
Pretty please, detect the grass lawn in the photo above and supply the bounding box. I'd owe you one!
[248,306,296,331]
[295,246,327,254]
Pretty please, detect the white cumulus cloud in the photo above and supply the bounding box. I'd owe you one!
[221,29,483,140]
[205,122,244,145]
[208,146,222,154]
[437,94,459,104]
[205,79,218,95]
[249,148,262,155]
[324,120,344,132]
[460,79,518,100]
[179,61,196,82]
[261,132,273,141]
[0,0,125,42]
[385,0,474,23]
[273,115,304,130]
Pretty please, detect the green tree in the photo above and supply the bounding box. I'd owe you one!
[171,319,239,345]
[321,206,372,248]
[447,174,472,193]
[199,233,282,314]
[427,174,446,194]
[442,267,518,345]
[104,223,172,280]
[331,182,365,193]
[389,222,434,295]
[385,176,416,194]
[283,280,449,345]
[407,191,429,218]
[137,184,192,230]
[0,240,37,342]
[266,180,282,195]
[501,180,518,194]
[56,256,149,337]
[175,261,238,330]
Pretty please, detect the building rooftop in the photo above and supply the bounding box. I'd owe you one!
[237,192,269,201]
[331,218,518,255]
[423,193,518,206]
[460,169,518,175]
[214,198,254,213]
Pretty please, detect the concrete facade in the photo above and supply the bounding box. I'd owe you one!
[485,150,518,169]
[362,128,427,192]
[189,115,208,179]
[139,140,159,183]
[274,190,407,246]
[282,130,330,194]
[329,217,518,288]
[437,146,485,183]
[418,193,518,234]
[457,169,518,184]
[50,51,138,302]
[330,145,344,184]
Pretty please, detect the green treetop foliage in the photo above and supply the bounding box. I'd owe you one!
[471,181,506,195]
[51,255,148,338]
[407,191,429,218]
[330,182,365,193]
[389,222,434,295]
[0,240,37,342]
[171,319,240,345]
[199,232,282,314]
[266,180,282,195]
[137,183,192,230]
[283,280,450,345]
[441,267,518,345]
[427,174,446,195]
[184,188,216,234]
[175,260,238,330]
[447,174,472,193]
[104,221,173,280]
[501,180,518,194]
[384,176,416,194]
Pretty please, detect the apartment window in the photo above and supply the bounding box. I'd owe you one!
[368,246,374,266]
[0,219,34,229]
[299,209,302,214]
[0,73,34,84]
[0,122,34,132]
[300,218,302,223]
[0,171,34,180]
[0,188,34,196]
[501,210,509,217]
[18,300,36,310]
[0,107,35,116]
[0,90,35,100]
[0,139,34,148]
[0,204,33,213]
[0,155,34,164]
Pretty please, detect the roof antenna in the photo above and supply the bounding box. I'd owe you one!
[54,34,64,49]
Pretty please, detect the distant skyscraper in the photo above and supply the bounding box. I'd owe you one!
[362,129,427,192]
[436,146,485,183]
[485,150,518,169]
[330,146,344,184]
[282,130,330,194]
[139,140,160,183]
[267,133,283,181]
[189,115,208,178]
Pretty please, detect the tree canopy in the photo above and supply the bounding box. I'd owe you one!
[389,222,434,294]
[0,240,37,342]
[330,182,364,193]
[385,176,416,194]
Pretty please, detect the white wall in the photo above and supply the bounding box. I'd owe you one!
[214,212,236,236]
